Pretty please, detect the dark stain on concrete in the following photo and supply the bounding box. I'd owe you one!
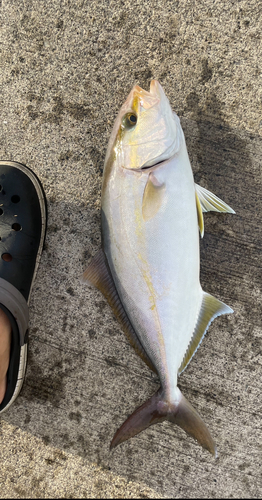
[19,13,45,50]
[38,96,93,125]
[24,413,31,425]
[88,328,97,339]
[134,68,153,90]
[30,327,39,335]
[105,356,122,368]
[88,146,104,175]
[56,19,64,29]
[26,92,44,104]
[58,151,73,162]
[200,59,213,83]
[94,299,107,312]
[77,434,90,458]
[10,66,20,77]
[14,486,27,497]
[27,104,39,120]
[67,103,92,121]
[45,450,67,465]
[69,411,83,423]
[48,224,58,233]
[22,350,66,408]
[114,11,128,28]
[42,435,51,445]
[107,328,117,337]
[62,313,68,333]
[60,432,74,450]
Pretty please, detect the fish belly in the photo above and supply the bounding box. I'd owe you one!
[102,148,202,402]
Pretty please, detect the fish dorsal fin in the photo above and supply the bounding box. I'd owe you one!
[83,249,156,373]
[196,192,204,238]
[195,184,235,214]
[178,292,233,375]
[142,173,166,221]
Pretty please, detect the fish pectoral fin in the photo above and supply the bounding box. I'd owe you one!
[196,192,204,238]
[195,183,235,215]
[178,292,234,375]
[142,173,166,221]
[111,387,217,457]
[82,249,156,373]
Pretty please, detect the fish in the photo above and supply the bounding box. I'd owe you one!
[83,80,235,456]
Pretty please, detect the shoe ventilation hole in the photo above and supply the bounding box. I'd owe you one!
[2,253,12,262]
[12,223,21,231]
[0,209,3,215]
[11,195,20,203]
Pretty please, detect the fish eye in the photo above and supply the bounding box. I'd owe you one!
[123,113,137,128]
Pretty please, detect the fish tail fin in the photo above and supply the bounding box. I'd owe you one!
[167,388,217,457]
[110,387,217,457]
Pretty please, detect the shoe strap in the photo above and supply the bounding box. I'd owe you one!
[0,277,29,346]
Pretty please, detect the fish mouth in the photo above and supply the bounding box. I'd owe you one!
[139,154,175,172]
[139,138,177,170]
[149,80,161,95]
[141,159,168,170]
[125,155,173,173]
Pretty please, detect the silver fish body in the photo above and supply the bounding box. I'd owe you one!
[84,80,235,455]
[102,133,200,404]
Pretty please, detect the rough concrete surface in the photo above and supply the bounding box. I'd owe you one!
[0,420,161,498]
[0,0,261,498]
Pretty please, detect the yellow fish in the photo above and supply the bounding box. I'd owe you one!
[83,80,235,456]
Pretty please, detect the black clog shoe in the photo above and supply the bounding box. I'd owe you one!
[0,161,47,413]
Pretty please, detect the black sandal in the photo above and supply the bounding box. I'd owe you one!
[0,161,47,413]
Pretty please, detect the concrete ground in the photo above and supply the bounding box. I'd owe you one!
[0,0,261,497]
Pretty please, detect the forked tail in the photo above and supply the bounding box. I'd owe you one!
[110,387,217,457]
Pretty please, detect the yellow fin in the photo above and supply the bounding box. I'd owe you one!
[196,192,204,238]
[178,292,233,375]
[142,173,166,221]
[83,249,156,373]
[195,184,235,214]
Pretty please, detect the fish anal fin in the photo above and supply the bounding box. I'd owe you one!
[83,249,156,373]
[196,192,204,238]
[195,183,235,214]
[111,387,217,457]
[142,173,166,221]
[178,292,234,375]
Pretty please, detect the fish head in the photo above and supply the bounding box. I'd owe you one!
[104,80,183,172]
